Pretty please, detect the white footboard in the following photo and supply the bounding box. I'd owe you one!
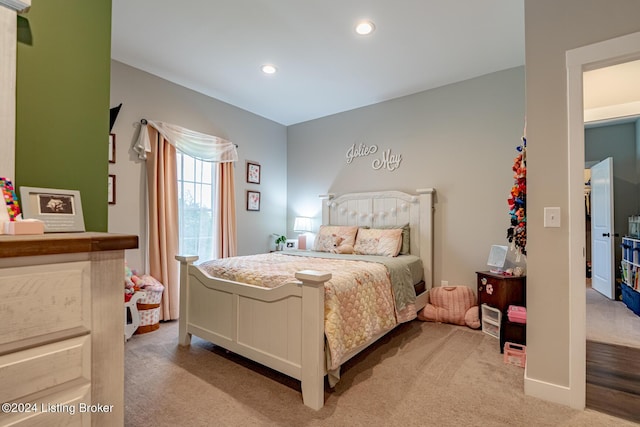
[176,255,331,410]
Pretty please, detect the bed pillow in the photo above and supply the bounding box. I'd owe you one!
[353,227,403,257]
[360,224,410,254]
[313,225,358,252]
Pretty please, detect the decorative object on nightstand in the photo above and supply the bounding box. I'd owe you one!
[274,234,287,251]
[293,216,312,250]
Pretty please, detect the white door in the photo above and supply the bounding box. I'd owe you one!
[591,157,615,299]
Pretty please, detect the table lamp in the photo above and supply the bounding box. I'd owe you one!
[293,216,312,250]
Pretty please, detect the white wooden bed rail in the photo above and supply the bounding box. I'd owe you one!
[176,255,331,410]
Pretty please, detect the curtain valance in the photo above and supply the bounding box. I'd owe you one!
[134,120,238,163]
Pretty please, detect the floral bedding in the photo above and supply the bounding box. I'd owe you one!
[197,252,415,372]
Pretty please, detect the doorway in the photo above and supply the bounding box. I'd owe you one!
[567,31,640,420]
[584,117,640,349]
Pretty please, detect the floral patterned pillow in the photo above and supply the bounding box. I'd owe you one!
[313,225,358,252]
[353,228,403,257]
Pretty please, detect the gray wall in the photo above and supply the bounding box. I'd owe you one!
[287,67,526,288]
[525,0,640,400]
[109,60,287,270]
[586,122,640,251]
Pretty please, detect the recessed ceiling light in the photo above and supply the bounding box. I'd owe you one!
[355,20,375,36]
[261,64,277,74]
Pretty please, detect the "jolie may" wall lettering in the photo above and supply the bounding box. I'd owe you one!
[345,143,402,172]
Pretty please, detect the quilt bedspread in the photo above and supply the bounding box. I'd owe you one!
[198,253,397,370]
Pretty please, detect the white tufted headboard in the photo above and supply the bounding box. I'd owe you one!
[319,188,435,290]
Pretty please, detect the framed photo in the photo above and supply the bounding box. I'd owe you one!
[108,174,116,205]
[108,133,116,164]
[246,190,260,211]
[246,162,260,184]
[285,239,298,250]
[19,186,86,232]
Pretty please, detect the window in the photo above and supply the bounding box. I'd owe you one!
[176,151,217,262]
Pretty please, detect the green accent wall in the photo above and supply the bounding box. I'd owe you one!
[15,0,112,231]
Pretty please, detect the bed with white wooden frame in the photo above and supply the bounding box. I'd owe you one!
[176,188,435,410]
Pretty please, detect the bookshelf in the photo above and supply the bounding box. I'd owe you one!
[620,237,640,315]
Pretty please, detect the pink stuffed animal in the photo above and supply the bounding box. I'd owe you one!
[329,236,354,254]
[418,286,480,329]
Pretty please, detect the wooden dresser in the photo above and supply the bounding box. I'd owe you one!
[0,232,137,426]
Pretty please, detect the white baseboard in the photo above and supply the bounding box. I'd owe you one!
[524,366,584,410]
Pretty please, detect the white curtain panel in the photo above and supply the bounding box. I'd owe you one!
[134,120,238,163]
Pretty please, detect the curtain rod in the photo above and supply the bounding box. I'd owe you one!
[139,119,238,147]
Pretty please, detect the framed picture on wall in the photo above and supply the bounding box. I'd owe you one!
[247,190,260,211]
[247,162,260,184]
[108,174,116,205]
[109,133,116,163]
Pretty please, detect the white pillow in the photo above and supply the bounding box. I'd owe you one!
[353,228,403,257]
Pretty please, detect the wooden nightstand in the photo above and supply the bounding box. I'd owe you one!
[476,271,526,351]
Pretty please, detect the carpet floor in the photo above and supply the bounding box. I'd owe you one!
[124,320,636,426]
[586,287,640,349]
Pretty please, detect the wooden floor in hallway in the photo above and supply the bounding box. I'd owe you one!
[586,340,640,423]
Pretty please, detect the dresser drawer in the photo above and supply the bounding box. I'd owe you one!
[0,261,91,347]
[0,335,90,404]
[0,382,91,427]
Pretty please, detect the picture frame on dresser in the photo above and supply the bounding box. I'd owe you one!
[19,186,86,232]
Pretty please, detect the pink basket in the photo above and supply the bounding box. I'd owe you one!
[137,275,164,305]
[507,305,527,324]
[504,342,526,368]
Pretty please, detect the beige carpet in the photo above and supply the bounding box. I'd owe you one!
[586,287,640,348]
[125,321,636,426]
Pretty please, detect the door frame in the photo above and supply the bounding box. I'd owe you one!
[567,31,640,409]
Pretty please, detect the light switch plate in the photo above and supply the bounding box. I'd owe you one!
[544,207,561,228]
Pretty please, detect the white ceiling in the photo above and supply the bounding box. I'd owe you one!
[111,0,525,126]
[583,59,640,123]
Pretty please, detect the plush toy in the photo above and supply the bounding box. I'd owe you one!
[331,243,354,254]
[328,235,355,254]
[418,286,480,329]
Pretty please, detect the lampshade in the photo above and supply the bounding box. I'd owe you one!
[293,216,312,233]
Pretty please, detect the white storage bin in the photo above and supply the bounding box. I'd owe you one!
[481,304,501,339]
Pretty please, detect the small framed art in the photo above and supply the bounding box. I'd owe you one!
[109,133,116,163]
[108,174,116,205]
[247,190,260,211]
[285,239,298,249]
[247,162,260,184]
[19,186,86,232]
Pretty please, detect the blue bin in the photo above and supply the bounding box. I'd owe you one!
[621,284,640,316]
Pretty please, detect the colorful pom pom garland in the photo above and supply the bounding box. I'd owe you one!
[507,137,526,255]
[0,177,20,221]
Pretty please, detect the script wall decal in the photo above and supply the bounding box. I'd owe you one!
[345,143,402,172]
